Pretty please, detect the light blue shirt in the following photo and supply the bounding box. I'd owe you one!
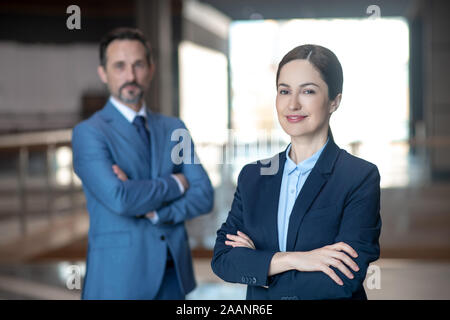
[109,96,185,224]
[277,138,329,252]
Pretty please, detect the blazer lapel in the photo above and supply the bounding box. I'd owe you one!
[99,101,151,164]
[285,135,341,251]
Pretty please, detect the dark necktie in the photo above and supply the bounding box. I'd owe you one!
[132,115,150,150]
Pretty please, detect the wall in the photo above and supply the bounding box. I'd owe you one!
[0,42,105,132]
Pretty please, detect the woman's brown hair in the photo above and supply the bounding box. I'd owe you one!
[276,44,343,100]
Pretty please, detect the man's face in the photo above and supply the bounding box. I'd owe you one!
[98,39,154,108]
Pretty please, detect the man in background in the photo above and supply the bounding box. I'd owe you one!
[72,27,214,299]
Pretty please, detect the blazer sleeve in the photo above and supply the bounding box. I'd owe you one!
[72,122,182,217]
[155,121,214,224]
[269,165,382,299]
[211,166,277,287]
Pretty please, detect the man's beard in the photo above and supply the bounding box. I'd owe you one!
[118,81,144,104]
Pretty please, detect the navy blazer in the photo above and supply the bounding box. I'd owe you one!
[211,133,381,300]
[72,101,214,299]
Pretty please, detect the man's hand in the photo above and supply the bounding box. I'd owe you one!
[174,173,189,191]
[112,164,128,181]
[112,165,155,219]
[146,212,156,219]
[113,165,189,193]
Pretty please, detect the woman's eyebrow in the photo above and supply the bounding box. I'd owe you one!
[299,82,319,88]
[278,82,319,88]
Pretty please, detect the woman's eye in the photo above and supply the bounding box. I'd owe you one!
[279,89,289,95]
[303,89,315,94]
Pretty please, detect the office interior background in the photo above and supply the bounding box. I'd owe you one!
[0,0,449,299]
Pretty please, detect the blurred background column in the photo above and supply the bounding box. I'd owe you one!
[421,0,450,181]
[136,0,175,116]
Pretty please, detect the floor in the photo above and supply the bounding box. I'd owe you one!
[0,258,449,300]
[1,177,449,300]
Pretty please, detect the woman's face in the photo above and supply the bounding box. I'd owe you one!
[276,59,340,141]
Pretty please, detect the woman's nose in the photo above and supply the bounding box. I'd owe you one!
[288,94,301,110]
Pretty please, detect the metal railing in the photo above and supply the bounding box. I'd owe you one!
[0,129,81,236]
[1,128,449,246]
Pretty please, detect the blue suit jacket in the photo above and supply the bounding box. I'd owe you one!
[72,101,214,299]
[211,133,381,300]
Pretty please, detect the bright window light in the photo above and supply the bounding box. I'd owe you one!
[230,18,410,188]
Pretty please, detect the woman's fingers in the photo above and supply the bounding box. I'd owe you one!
[237,231,255,249]
[294,242,360,285]
[332,251,360,272]
[288,242,359,285]
[330,242,358,258]
[226,234,252,247]
[321,243,359,282]
[225,240,249,248]
[225,233,255,249]
[225,240,252,248]
[320,265,343,286]
[327,257,354,280]
[237,231,251,241]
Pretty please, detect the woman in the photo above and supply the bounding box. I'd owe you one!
[211,44,381,300]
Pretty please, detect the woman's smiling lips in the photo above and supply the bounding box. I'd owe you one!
[286,115,308,123]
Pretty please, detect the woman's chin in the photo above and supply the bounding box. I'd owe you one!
[281,126,308,138]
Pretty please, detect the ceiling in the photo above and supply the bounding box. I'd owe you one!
[200,0,416,20]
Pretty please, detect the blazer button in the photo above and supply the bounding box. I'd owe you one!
[160,235,165,241]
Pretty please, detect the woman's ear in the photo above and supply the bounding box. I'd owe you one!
[329,93,342,114]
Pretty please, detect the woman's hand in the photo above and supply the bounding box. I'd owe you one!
[268,242,359,286]
[225,232,359,286]
[225,231,255,250]
[289,242,359,286]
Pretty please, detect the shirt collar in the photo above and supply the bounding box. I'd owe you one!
[109,96,147,123]
[285,137,329,175]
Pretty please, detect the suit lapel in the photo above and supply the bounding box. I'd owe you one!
[285,135,341,251]
[285,170,327,251]
[99,101,151,165]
